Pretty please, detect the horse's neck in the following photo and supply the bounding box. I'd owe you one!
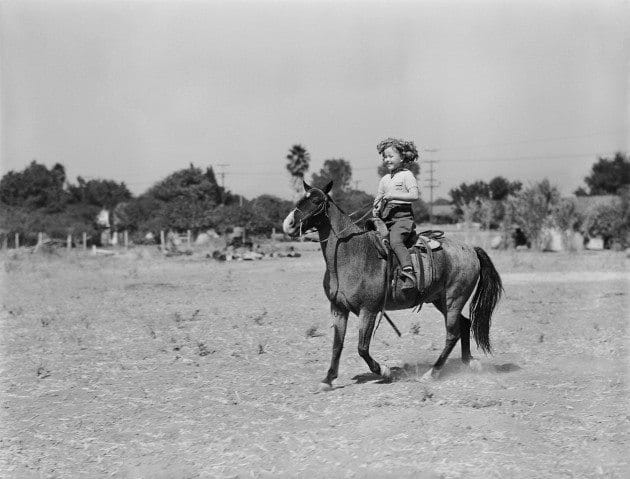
[319,203,367,265]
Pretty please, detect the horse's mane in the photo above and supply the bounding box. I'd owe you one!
[323,194,382,248]
[326,194,347,214]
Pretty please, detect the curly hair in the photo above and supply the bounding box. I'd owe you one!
[376,138,419,164]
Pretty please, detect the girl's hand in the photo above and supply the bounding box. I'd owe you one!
[383,193,393,200]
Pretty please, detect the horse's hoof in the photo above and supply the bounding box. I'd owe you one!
[421,368,439,381]
[468,359,483,372]
[380,365,391,379]
[316,382,333,393]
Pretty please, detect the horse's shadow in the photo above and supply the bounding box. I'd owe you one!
[352,360,521,384]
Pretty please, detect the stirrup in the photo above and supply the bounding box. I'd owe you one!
[400,270,416,290]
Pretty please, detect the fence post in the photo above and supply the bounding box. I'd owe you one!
[38,232,43,245]
[15,233,19,249]
[83,232,87,250]
[160,230,165,252]
[187,230,191,248]
[124,230,128,249]
[67,234,72,251]
[242,227,246,244]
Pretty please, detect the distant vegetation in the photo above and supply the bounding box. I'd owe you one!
[0,161,292,246]
[0,150,628,249]
[445,153,629,249]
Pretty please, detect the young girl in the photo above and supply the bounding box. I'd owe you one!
[372,138,420,291]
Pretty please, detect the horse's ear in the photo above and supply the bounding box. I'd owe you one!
[323,181,333,194]
[303,180,312,192]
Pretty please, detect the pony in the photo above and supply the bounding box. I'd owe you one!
[282,181,503,391]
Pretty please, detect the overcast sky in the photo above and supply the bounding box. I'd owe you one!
[1,0,628,201]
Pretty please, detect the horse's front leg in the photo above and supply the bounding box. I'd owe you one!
[319,304,349,392]
[357,309,391,380]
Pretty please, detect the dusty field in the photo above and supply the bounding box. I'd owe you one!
[1,245,628,478]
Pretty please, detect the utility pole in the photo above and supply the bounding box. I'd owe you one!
[216,163,229,204]
[423,149,439,222]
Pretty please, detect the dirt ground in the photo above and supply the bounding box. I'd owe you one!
[1,245,628,478]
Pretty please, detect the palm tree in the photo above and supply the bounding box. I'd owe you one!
[286,144,311,198]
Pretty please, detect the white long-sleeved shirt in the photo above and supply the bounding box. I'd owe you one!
[375,169,419,205]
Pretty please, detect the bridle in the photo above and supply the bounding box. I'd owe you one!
[292,190,403,339]
[293,194,373,243]
[294,196,329,241]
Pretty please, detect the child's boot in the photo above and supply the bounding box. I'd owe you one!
[400,267,416,291]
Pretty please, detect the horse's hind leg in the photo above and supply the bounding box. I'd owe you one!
[459,314,473,364]
[424,296,467,380]
[357,309,391,380]
[430,300,480,379]
[319,304,349,391]
[459,313,484,372]
[434,298,474,364]
[426,310,461,379]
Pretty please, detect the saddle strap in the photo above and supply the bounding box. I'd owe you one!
[411,254,424,295]
[374,248,392,339]
[413,236,435,294]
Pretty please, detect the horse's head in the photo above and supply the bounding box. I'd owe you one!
[282,180,333,238]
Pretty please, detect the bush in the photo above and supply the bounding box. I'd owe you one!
[504,180,561,250]
[552,197,583,231]
[581,195,629,248]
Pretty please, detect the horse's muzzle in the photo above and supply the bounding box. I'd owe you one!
[282,210,300,237]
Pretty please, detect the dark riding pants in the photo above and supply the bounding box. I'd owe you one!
[384,208,415,270]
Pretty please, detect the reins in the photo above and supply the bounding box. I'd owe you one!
[295,194,402,338]
[373,248,392,338]
[372,241,402,339]
[296,199,373,243]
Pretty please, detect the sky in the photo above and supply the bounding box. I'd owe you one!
[1,0,628,202]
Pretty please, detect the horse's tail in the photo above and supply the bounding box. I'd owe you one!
[469,247,503,354]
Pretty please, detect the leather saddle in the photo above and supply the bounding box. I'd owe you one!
[365,218,444,295]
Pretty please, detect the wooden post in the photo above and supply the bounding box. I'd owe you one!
[15,233,19,249]
[83,232,87,250]
[124,230,128,249]
[187,230,191,248]
[242,227,246,244]
[160,230,165,252]
[67,234,72,251]
[32,232,43,253]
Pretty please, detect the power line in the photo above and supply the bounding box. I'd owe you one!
[352,151,617,170]
[422,149,439,220]
[215,163,229,205]
[435,130,626,152]
[438,152,616,163]
[109,150,623,190]
[215,163,229,189]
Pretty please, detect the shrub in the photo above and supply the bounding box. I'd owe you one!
[504,180,561,250]
[552,197,583,231]
[582,195,629,248]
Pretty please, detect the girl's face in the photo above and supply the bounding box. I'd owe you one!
[382,146,403,172]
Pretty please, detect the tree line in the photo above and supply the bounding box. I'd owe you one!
[1,148,628,249]
[445,152,630,249]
